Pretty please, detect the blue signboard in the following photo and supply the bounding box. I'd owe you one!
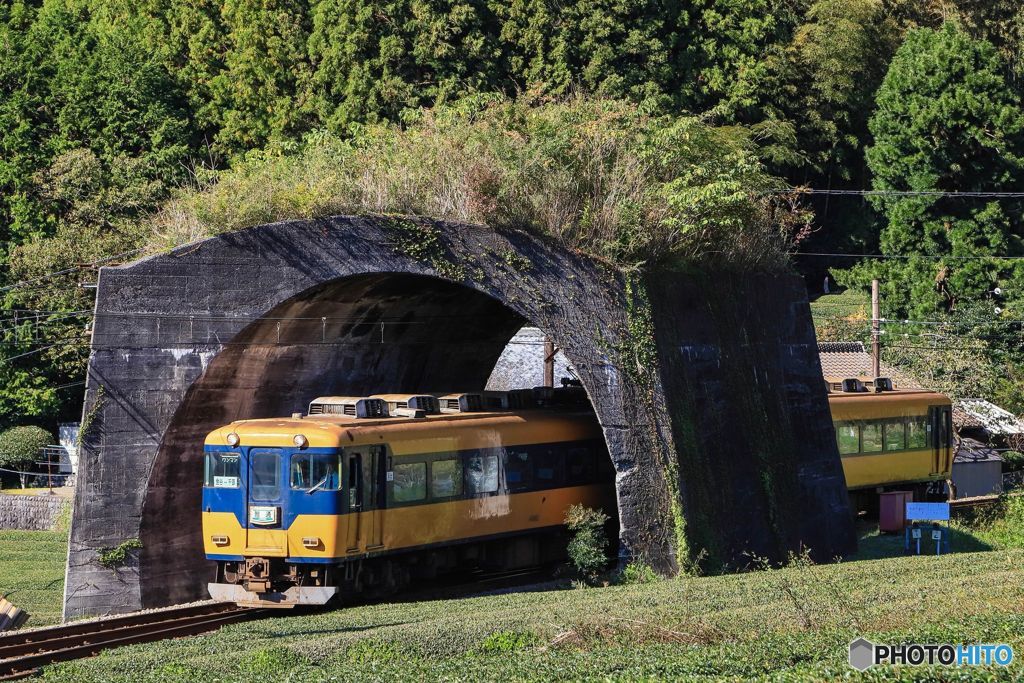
[906,502,950,521]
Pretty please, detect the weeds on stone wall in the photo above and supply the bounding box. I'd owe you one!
[382,217,468,281]
[77,385,105,450]
[97,538,142,569]
[611,271,690,574]
[134,96,799,271]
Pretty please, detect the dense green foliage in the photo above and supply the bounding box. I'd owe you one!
[1,0,1023,424]
[848,23,1024,319]
[152,96,798,265]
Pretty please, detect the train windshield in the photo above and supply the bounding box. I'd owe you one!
[204,452,240,488]
[290,452,341,491]
[249,449,282,500]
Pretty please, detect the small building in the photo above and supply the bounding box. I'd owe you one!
[950,438,1003,499]
[954,399,1024,442]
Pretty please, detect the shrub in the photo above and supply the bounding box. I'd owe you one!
[1001,450,1024,472]
[617,561,659,585]
[0,426,54,488]
[565,504,610,584]
[478,630,540,653]
[145,95,803,270]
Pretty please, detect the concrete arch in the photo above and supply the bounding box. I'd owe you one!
[65,215,855,618]
[66,216,677,616]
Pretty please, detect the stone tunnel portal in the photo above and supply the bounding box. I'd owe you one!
[65,216,853,620]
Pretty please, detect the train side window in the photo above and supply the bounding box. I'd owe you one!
[392,462,426,503]
[567,447,594,484]
[835,422,859,455]
[290,452,341,490]
[204,452,240,488]
[466,454,499,495]
[534,450,562,487]
[504,450,532,492]
[907,418,928,449]
[860,422,883,453]
[883,422,906,451]
[431,458,463,499]
[347,453,363,509]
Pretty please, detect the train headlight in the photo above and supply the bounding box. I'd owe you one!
[293,434,308,449]
[226,432,240,447]
[302,537,321,548]
[211,535,229,546]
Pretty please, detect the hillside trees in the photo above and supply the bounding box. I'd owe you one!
[308,0,504,133]
[3,0,1024,426]
[848,23,1024,318]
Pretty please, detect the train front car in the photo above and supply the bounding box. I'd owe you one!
[201,392,616,608]
[202,417,346,607]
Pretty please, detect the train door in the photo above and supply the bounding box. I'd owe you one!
[929,405,952,475]
[365,445,386,550]
[345,451,364,552]
[246,448,285,552]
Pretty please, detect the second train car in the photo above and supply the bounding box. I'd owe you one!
[827,377,953,505]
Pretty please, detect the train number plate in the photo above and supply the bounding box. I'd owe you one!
[249,506,279,526]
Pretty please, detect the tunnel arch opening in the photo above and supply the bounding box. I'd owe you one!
[139,271,621,606]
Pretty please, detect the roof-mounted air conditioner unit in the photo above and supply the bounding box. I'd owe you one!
[308,397,389,418]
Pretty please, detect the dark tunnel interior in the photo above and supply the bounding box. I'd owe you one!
[139,272,619,606]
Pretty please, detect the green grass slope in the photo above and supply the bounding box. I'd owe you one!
[0,529,67,627]
[41,547,1024,681]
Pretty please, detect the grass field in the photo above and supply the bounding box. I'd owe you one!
[3,501,1021,680]
[0,529,67,627]
[36,527,1024,681]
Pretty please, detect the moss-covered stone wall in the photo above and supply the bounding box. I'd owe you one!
[646,268,856,571]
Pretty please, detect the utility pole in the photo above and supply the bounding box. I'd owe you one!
[543,335,555,388]
[871,278,881,379]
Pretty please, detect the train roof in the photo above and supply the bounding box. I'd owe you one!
[204,408,602,453]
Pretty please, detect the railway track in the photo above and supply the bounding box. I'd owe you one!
[0,603,262,680]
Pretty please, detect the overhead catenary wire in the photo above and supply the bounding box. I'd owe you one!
[0,246,148,294]
[795,251,1024,260]
[768,188,1024,198]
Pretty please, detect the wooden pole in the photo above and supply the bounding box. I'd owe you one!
[871,278,881,379]
[543,336,555,388]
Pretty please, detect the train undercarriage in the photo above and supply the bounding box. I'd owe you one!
[209,530,575,607]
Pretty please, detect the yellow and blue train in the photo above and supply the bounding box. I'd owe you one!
[202,392,616,606]
[201,380,955,606]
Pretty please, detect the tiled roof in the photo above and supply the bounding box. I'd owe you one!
[817,341,922,389]
[955,399,1023,436]
[955,437,1003,464]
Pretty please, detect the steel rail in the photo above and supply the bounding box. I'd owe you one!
[0,603,261,680]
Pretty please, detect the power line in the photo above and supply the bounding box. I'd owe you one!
[771,189,1024,198]
[795,252,1024,260]
[0,247,148,294]
[0,342,75,364]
